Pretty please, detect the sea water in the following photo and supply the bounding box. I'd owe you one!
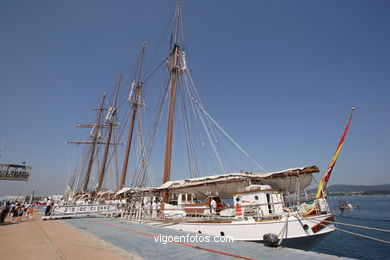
[312,195,390,260]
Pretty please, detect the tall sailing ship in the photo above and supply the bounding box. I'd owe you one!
[47,0,355,250]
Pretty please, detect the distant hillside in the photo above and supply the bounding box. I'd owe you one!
[308,184,390,193]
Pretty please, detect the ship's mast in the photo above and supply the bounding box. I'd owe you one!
[97,73,122,192]
[83,94,106,191]
[66,94,107,192]
[162,0,182,202]
[119,44,146,190]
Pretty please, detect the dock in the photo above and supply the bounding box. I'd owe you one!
[0,214,138,260]
[60,216,353,260]
[0,212,354,259]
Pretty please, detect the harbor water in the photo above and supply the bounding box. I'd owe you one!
[312,195,390,259]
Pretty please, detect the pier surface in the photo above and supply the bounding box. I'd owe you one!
[61,217,353,260]
[0,213,138,260]
[0,212,354,260]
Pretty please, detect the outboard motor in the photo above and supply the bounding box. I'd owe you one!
[263,233,280,247]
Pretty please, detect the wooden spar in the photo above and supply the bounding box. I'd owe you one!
[76,124,109,128]
[67,141,123,145]
[120,44,146,190]
[83,94,106,191]
[162,0,182,203]
[163,45,179,184]
[119,90,138,189]
[97,73,122,192]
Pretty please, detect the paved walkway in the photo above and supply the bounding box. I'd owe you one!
[62,217,353,260]
[0,213,353,260]
[0,213,140,260]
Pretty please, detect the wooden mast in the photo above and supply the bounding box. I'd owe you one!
[162,0,182,202]
[119,44,146,190]
[97,73,122,192]
[83,94,106,191]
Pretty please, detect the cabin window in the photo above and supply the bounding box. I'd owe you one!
[198,231,202,234]
[220,231,225,236]
[303,224,309,231]
[254,195,259,200]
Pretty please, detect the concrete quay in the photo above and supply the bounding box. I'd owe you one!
[0,213,139,260]
[0,212,353,260]
[62,217,353,260]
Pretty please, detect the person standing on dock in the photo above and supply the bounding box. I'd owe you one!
[17,206,24,222]
[12,204,20,223]
[0,201,10,223]
[26,206,34,221]
[45,198,52,216]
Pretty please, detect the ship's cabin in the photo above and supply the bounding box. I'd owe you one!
[162,184,286,220]
[118,184,290,221]
[229,185,285,219]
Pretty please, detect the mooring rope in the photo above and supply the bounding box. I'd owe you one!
[335,227,390,245]
[304,217,390,245]
[277,215,289,245]
[314,218,390,233]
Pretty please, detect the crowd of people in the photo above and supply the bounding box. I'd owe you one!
[0,201,36,223]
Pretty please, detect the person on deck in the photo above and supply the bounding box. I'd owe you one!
[152,200,157,218]
[210,198,217,214]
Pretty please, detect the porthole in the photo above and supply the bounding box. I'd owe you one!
[198,230,202,234]
[303,224,309,231]
[220,231,225,236]
[254,195,259,200]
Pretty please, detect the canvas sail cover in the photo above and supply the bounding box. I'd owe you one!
[155,166,318,199]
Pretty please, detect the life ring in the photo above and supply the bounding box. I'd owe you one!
[235,202,242,216]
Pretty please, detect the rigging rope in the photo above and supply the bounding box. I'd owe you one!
[185,71,267,173]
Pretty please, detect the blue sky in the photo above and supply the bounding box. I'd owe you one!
[0,0,389,196]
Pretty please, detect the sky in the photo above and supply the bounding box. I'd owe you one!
[0,0,389,196]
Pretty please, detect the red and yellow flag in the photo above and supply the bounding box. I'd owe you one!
[307,108,354,215]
